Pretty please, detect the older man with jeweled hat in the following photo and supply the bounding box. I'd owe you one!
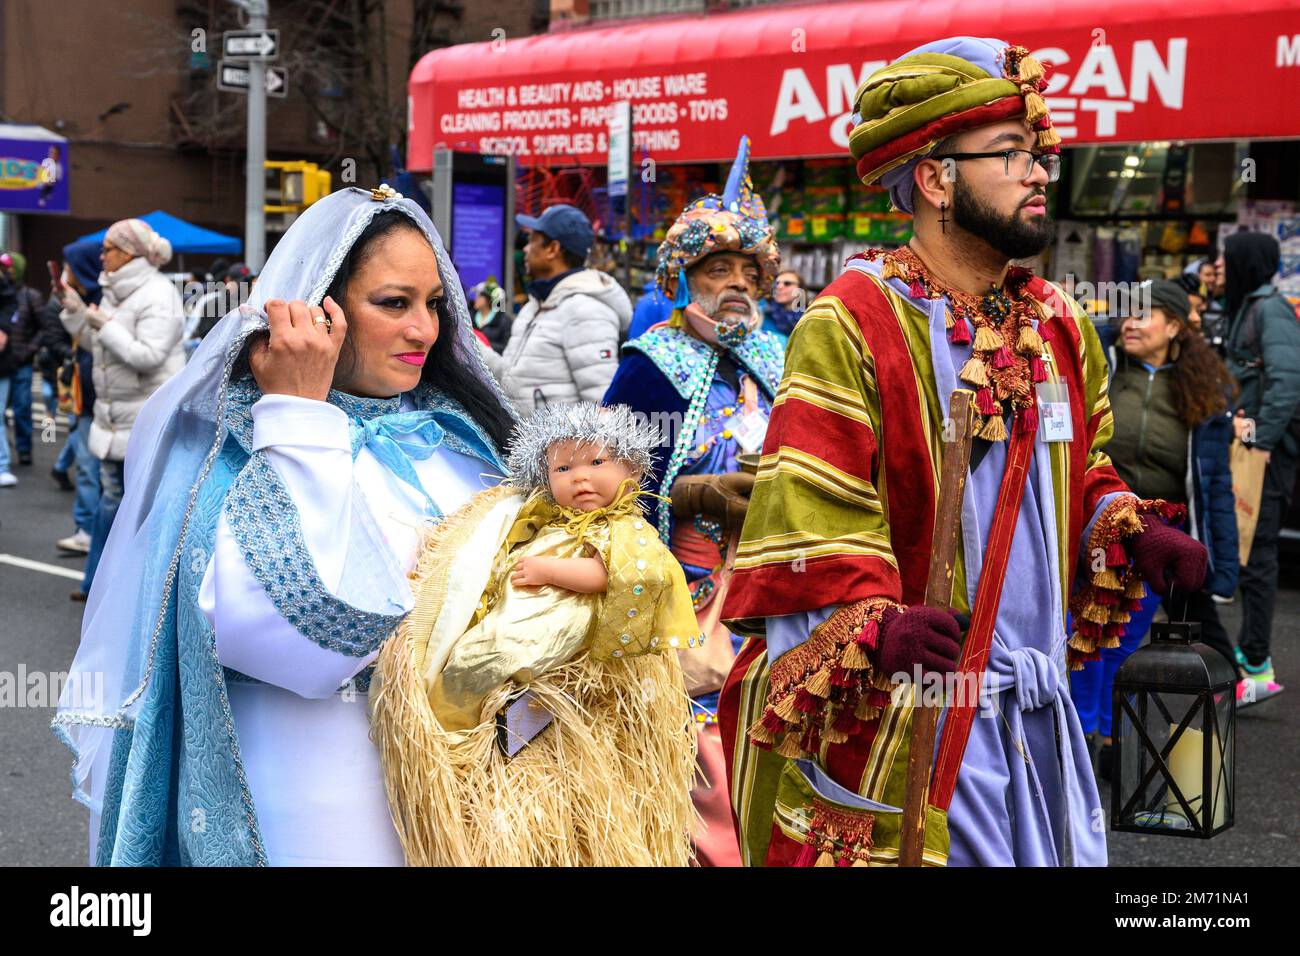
[603,134,784,866]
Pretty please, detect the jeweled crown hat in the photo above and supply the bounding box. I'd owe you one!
[655,135,781,302]
[849,37,1062,213]
[506,403,659,496]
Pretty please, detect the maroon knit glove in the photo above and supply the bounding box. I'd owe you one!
[1129,515,1208,596]
[875,606,962,680]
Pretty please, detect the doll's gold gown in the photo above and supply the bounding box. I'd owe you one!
[371,481,701,866]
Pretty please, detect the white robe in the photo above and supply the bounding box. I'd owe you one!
[194,393,496,865]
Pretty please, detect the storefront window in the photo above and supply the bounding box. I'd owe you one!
[1067,142,1244,217]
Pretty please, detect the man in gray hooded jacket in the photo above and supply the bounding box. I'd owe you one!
[488,204,630,416]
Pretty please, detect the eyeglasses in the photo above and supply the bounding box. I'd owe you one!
[933,148,1061,183]
[775,279,799,287]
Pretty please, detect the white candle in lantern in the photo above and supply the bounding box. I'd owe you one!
[1165,725,1226,829]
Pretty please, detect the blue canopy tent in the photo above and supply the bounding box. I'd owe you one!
[75,210,241,268]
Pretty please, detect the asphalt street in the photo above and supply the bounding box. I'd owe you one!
[0,420,1296,866]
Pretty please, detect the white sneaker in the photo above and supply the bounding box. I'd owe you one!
[57,529,92,554]
[0,472,17,487]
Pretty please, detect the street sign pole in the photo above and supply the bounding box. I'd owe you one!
[240,0,269,272]
[607,101,632,293]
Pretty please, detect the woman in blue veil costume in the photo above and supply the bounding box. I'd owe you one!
[52,186,517,866]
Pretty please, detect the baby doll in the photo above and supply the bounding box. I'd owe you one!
[372,403,700,866]
[424,402,702,731]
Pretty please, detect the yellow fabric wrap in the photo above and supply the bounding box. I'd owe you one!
[590,500,702,661]
[370,483,698,866]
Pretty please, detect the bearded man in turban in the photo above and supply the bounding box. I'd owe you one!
[718,38,1208,867]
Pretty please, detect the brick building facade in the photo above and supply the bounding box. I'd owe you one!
[0,0,547,278]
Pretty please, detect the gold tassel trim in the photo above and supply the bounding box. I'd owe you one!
[774,693,801,724]
[1022,90,1048,126]
[758,597,902,756]
[822,726,849,745]
[1018,55,1046,85]
[1094,568,1123,590]
[1125,579,1147,599]
[958,356,989,387]
[852,858,870,867]
[1037,126,1062,149]
[806,666,832,699]
[973,325,1003,352]
[749,721,776,746]
[841,639,871,671]
[882,257,906,281]
[815,850,836,867]
[776,734,807,760]
[1068,632,1093,654]
[1017,325,1044,355]
[1081,602,1111,625]
[978,414,1008,442]
[1117,510,1145,537]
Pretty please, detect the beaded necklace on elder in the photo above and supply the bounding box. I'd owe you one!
[867,245,1051,441]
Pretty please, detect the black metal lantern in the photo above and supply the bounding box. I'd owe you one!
[1111,621,1235,838]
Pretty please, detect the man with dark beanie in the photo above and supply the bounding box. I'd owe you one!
[1222,231,1300,706]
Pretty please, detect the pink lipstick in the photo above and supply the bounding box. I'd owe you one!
[395,352,426,366]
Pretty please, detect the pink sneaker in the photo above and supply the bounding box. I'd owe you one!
[1236,672,1284,709]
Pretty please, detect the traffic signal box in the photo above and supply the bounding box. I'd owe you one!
[264,161,332,231]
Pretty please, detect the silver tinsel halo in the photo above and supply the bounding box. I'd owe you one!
[506,403,660,495]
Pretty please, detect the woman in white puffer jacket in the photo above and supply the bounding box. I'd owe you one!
[59,218,185,596]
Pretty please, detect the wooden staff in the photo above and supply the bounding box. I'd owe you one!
[898,388,977,868]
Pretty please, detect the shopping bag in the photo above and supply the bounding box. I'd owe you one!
[1229,439,1268,565]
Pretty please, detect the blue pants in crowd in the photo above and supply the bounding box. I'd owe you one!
[70,415,101,533]
[82,459,124,596]
[1070,590,1165,738]
[55,432,76,473]
[44,380,78,475]
[0,374,12,473]
[10,364,34,454]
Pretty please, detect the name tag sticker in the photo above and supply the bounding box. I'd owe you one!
[1037,382,1073,443]
[733,410,769,454]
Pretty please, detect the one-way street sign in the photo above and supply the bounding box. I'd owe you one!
[223,29,279,60]
[217,60,288,98]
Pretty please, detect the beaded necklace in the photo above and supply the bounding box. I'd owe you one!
[866,246,1052,441]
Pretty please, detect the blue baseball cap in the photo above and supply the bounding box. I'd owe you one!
[516,204,593,260]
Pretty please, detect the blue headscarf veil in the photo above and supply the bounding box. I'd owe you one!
[52,187,516,865]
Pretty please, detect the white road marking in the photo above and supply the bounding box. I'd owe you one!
[0,554,85,581]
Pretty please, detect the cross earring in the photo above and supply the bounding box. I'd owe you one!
[940,200,949,234]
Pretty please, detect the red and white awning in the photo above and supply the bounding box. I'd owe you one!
[409,0,1300,170]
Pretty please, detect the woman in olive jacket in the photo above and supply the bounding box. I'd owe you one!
[1072,280,1240,776]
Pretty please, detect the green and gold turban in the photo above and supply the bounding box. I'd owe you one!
[848,37,1062,213]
